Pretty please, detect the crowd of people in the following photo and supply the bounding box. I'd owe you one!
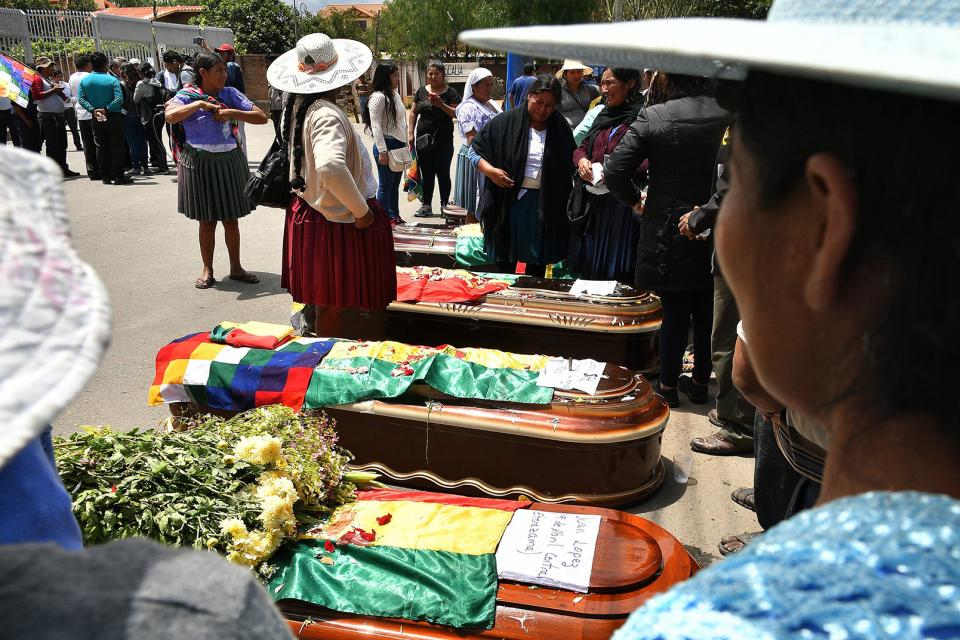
[4,0,960,632]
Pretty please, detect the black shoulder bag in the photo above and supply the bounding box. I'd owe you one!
[244,124,292,209]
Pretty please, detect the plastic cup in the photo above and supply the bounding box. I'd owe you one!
[673,452,693,484]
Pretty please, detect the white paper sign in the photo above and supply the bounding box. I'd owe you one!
[570,279,618,298]
[536,357,606,395]
[496,510,602,593]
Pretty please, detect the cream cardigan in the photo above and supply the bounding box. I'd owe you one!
[287,97,369,223]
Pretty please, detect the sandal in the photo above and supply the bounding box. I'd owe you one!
[228,272,260,284]
[719,531,762,556]
[194,276,216,289]
[731,487,756,512]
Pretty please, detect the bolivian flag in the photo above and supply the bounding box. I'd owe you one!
[268,488,527,629]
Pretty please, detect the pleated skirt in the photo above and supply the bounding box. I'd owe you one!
[453,145,480,215]
[177,144,252,221]
[281,196,396,309]
[568,195,642,280]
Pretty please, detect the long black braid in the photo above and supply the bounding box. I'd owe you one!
[287,91,327,192]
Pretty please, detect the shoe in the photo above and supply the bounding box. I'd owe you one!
[155,166,170,175]
[414,207,433,218]
[731,487,756,512]
[102,178,113,185]
[113,177,134,185]
[63,169,80,178]
[653,382,679,408]
[141,168,153,177]
[718,531,762,557]
[678,375,708,404]
[689,431,754,455]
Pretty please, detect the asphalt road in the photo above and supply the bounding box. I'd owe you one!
[48,118,756,566]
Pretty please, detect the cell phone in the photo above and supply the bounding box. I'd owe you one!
[192,36,205,45]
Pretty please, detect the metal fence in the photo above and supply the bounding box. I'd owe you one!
[0,7,233,69]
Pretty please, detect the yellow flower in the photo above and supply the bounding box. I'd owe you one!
[259,494,296,533]
[256,472,298,503]
[234,435,284,466]
[219,517,248,539]
[206,537,219,549]
[225,530,282,567]
[222,455,236,465]
[217,440,230,450]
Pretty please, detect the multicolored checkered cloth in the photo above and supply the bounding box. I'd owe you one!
[148,332,337,412]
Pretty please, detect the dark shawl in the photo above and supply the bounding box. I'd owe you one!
[472,105,576,263]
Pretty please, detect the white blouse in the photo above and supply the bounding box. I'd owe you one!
[367,91,407,151]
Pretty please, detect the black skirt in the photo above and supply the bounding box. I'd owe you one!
[177,144,252,221]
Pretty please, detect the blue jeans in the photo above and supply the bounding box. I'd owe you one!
[123,111,148,170]
[373,136,404,220]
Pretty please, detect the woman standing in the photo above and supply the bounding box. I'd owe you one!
[268,33,394,333]
[604,73,731,406]
[134,63,169,175]
[472,75,575,277]
[557,60,600,128]
[165,52,267,289]
[363,61,408,224]
[120,63,150,176]
[569,67,644,282]
[407,61,460,217]
[453,67,500,221]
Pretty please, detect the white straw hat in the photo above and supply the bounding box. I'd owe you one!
[0,148,111,469]
[267,33,373,95]
[461,0,960,101]
[558,59,593,75]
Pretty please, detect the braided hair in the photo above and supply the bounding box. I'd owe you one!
[287,89,339,192]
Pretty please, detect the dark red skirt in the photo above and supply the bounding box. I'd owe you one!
[282,196,396,309]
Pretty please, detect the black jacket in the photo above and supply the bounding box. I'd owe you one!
[605,95,732,292]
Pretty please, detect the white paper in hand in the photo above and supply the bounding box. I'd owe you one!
[590,162,604,185]
[496,510,602,593]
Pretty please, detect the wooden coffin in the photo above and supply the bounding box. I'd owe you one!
[170,363,669,507]
[281,502,696,640]
[317,277,662,374]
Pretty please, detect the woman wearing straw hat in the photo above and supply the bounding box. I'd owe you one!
[164,52,268,290]
[463,0,960,634]
[268,33,395,334]
[453,67,501,221]
[557,59,599,128]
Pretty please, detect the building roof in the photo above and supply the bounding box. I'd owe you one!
[94,5,203,20]
[320,3,384,19]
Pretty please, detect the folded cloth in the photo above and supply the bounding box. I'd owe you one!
[210,321,295,350]
[396,267,511,303]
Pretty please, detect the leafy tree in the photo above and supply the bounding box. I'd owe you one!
[597,0,771,20]
[194,0,298,55]
[300,8,373,47]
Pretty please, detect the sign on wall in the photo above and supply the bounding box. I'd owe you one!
[443,61,478,82]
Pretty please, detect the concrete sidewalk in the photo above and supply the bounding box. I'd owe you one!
[47,118,756,567]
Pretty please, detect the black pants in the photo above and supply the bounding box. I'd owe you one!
[144,113,168,170]
[15,111,40,152]
[271,109,282,142]
[753,413,821,530]
[92,112,126,181]
[78,118,101,178]
[418,136,454,209]
[0,109,21,146]
[38,112,69,170]
[658,289,714,387]
[64,107,83,149]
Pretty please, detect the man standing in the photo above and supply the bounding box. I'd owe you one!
[69,54,101,180]
[0,92,21,147]
[506,63,536,110]
[31,58,79,177]
[160,50,186,98]
[78,52,131,185]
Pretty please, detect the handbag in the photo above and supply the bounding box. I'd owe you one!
[415,132,435,151]
[244,137,292,208]
[387,146,412,172]
[566,178,599,236]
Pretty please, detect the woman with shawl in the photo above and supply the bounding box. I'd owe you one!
[471,74,575,277]
[453,67,501,221]
[568,67,644,282]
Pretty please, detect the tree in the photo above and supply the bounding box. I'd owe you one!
[597,0,771,20]
[300,8,372,47]
[194,0,297,55]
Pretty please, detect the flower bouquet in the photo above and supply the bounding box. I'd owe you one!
[55,405,377,577]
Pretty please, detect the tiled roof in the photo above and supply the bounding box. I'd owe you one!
[94,5,203,20]
[320,3,384,19]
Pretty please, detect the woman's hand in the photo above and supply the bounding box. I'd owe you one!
[486,167,515,189]
[355,208,375,230]
[378,151,389,166]
[633,192,647,217]
[408,135,415,148]
[196,100,218,113]
[678,209,699,239]
[213,107,233,122]
[427,92,442,106]
[577,158,593,182]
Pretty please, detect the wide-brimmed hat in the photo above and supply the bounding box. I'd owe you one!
[461,0,960,101]
[267,33,373,95]
[0,147,111,470]
[34,56,54,70]
[557,59,593,75]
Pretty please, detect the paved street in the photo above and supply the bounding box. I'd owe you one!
[49,119,755,566]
